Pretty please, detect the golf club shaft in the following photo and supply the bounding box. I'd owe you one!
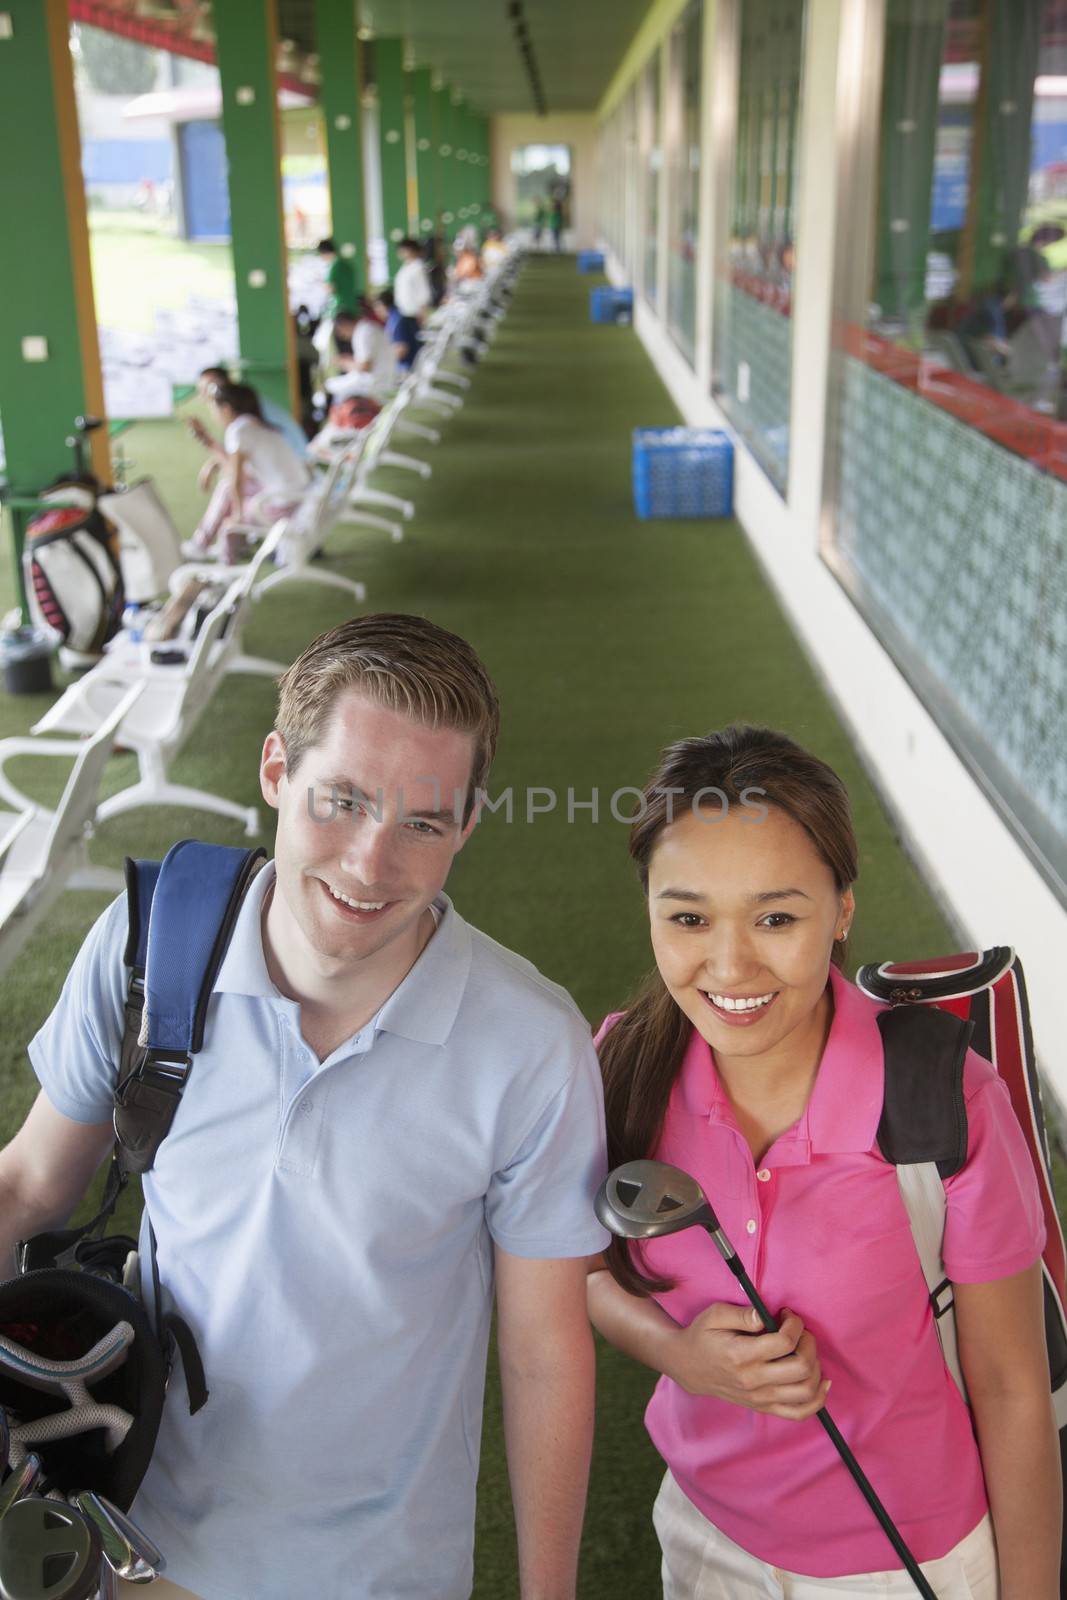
[704,1227,938,1600]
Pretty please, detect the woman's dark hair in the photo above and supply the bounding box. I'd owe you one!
[377,288,395,310]
[211,381,272,427]
[599,724,858,1295]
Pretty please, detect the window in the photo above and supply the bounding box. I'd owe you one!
[666,1,703,362]
[825,0,1067,898]
[641,51,663,307]
[712,0,804,491]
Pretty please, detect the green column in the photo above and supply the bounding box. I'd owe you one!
[461,108,476,227]
[875,0,948,332]
[454,101,471,226]
[316,0,367,293]
[376,39,408,277]
[0,0,109,617]
[434,86,457,239]
[967,0,1041,293]
[412,68,436,234]
[213,0,298,416]
[470,114,490,227]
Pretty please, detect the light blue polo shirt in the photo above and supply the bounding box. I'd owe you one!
[29,866,609,1600]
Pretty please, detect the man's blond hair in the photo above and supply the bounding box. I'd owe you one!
[275,614,500,819]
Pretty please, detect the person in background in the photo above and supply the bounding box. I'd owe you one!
[533,196,547,248]
[184,381,309,558]
[423,228,448,307]
[191,368,308,461]
[346,297,393,394]
[379,283,420,375]
[482,227,508,273]
[317,236,359,320]
[548,196,564,252]
[453,230,484,291]
[394,236,433,328]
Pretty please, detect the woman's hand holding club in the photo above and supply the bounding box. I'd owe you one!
[667,1303,831,1421]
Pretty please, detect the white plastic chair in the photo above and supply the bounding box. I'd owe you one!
[31,555,277,835]
[0,682,144,978]
[165,468,368,606]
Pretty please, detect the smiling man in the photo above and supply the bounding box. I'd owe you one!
[0,613,610,1600]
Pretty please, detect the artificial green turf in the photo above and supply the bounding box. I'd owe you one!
[0,256,1048,1593]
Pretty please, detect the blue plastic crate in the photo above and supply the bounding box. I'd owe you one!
[590,287,633,324]
[632,428,734,520]
[577,250,605,273]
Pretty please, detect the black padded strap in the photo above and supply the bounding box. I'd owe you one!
[877,1006,972,1179]
[163,1312,210,1415]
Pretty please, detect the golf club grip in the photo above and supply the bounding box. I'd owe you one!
[727,1257,937,1600]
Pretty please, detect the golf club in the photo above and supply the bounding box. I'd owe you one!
[92,1564,117,1600]
[0,1410,8,1477]
[0,1495,101,1600]
[0,1456,42,1520]
[68,1495,161,1584]
[595,1160,938,1600]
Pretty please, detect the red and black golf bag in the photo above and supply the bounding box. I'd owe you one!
[858,948,1067,1579]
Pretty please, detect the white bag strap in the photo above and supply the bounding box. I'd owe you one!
[895,1161,968,1404]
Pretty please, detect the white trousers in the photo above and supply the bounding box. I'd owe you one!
[654,1471,1000,1599]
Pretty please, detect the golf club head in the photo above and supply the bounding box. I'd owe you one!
[0,1457,42,1520]
[595,1160,719,1240]
[68,1497,161,1584]
[0,1496,101,1600]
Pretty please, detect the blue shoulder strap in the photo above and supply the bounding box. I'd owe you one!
[142,839,265,1056]
[114,840,266,1178]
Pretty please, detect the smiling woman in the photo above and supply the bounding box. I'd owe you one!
[587,724,1059,1598]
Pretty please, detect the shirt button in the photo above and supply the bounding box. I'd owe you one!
[746,1218,757,1234]
[302,1099,314,1115]
[756,1168,771,1183]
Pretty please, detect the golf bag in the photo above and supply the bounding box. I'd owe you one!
[2,842,263,1515]
[859,949,1067,1575]
[23,484,125,669]
[328,393,381,433]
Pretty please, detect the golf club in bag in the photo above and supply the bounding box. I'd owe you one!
[595,1159,939,1600]
[0,1446,163,1598]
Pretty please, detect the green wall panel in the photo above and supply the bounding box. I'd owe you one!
[436,87,458,236]
[412,68,436,234]
[0,1,104,490]
[316,0,367,291]
[213,0,296,414]
[376,39,408,278]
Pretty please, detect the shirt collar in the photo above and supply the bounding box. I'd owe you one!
[676,965,885,1154]
[214,865,472,1047]
[213,860,278,998]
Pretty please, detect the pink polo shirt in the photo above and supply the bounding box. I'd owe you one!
[596,967,1045,1577]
